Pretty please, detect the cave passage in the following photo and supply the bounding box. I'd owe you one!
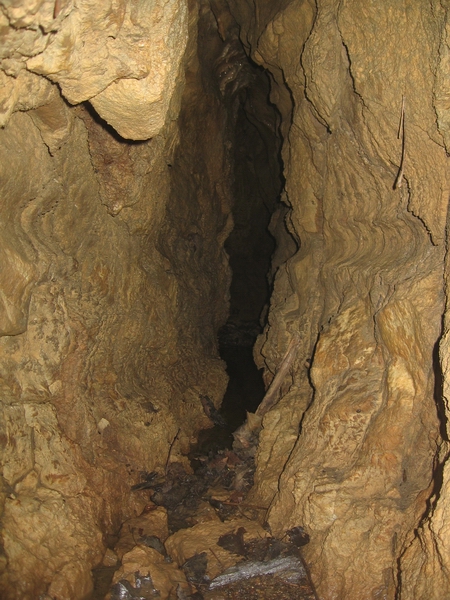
[194,34,285,455]
[4,1,450,598]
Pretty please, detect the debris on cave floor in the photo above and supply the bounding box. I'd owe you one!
[204,547,316,599]
[204,571,317,600]
[106,518,317,599]
[96,328,314,599]
[130,442,258,533]
[101,430,317,600]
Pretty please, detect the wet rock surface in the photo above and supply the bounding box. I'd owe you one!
[225,0,450,597]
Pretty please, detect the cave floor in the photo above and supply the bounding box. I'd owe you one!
[91,343,318,599]
[92,451,317,600]
[202,574,317,600]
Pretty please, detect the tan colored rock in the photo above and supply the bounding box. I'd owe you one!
[1,0,56,30]
[0,70,55,128]
[0,1,62,126]
[5,0,450,598]
[102,548,119,567]
[89,70,181,141]
[110,546,190,599]
[2,0,188,140]
[46,560,94,600]
[26,0,188,139]
[2,487,103,599]
[227,0,450,598]
[0,111,50,336]
[115,507,169,559]
[0,2,233,596]
[0,234,35,335]
[28,89,73,155]
[165,519,270,579]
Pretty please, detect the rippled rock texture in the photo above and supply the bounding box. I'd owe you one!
[2,0,450,599]
[0,1,232,597]
[228,0,450,598]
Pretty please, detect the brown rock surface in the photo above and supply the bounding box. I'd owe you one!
[227,0,450,598]
[114,507,169,560]
[1,0,189,139]
[109,546,190,599]
[2,0,450,599]
[165,519,270,579]
[0,1,232,597]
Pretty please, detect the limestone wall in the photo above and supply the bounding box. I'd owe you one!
[0,1,232,597]
[2,0,450,598]
[228,0,450,598]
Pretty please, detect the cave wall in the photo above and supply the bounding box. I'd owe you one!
[3,0,450,598]
[0,1,233,597]
[226,0,450,598]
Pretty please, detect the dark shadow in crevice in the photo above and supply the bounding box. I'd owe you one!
[191,40,286,459]
[422,333,450,514]
[82,101,148,146]
[191,342,266,457]
[433,333,448,442]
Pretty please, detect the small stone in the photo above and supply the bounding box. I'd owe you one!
[103,548,119,567]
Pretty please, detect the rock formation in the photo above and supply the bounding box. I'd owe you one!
[227,1,450,598]
[1,0,450,598]
[0,1,231,596]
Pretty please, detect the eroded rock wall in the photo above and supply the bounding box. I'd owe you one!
[0,1,232,597]
[0,0,188,139]
[3,0,450,598]
[227,0,450,598]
